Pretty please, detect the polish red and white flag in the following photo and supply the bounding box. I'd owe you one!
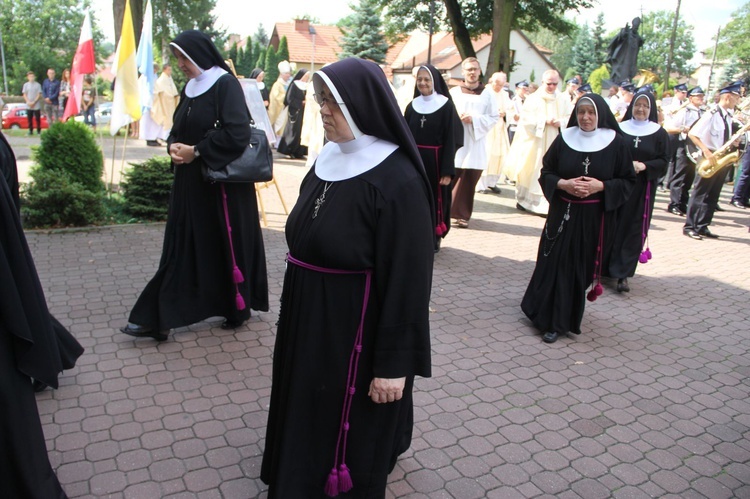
[62,10,96,121]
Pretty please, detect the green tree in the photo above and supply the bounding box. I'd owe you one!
[265,45,279,84]
[339,0,389,62]
[716,2,750,77]
[116,0,225,63]
[0,0,106,94]
[256,46,267,70]
[588,64,610,94]
[718,55,742,87]
[376,0,592,75]
[228,42,239,66]
[572,24,597,82]
[633,10,696,78]
[243,42,256,73]
[253,23,269,46]
[592,12,607,66]
[527,26,577,80]
[277,36,290,66]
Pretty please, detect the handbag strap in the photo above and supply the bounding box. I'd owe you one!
[212,74,254,131]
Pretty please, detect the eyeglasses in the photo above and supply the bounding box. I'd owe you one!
[313,93,342,109]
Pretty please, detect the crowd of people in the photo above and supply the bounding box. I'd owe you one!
[3,24,749,496]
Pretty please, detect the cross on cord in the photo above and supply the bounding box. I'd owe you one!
[582,157,591,175]
[420,116,427,128]
[633,136,641,148]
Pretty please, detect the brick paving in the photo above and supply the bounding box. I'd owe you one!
[25,155,750,498]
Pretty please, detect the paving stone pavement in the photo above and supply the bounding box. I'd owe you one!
[25,157,750,499]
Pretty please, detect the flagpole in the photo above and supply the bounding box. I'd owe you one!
[119,126,129,184]
[110,132,117,195]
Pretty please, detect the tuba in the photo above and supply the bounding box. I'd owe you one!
[696,120,750,178]
[634,69,658,88]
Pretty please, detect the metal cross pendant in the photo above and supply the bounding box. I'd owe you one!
[582,157,591,175]
[633,136,641,149]
[420,116,427,128]
[313,196,324,219]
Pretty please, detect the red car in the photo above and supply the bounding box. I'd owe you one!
[1,104,50,130]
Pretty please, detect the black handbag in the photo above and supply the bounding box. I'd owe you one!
[201,78,273,183]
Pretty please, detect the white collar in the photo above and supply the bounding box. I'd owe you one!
[619,119,661,137]
[185,66,228,98]
[315,135,398,181]
[411,93,448,114]
[561,127,617,152]
[294,80,308,91]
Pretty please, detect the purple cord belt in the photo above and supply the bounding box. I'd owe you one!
[417,144,447,236]
[285,253,373,497]
[560,196,605,302]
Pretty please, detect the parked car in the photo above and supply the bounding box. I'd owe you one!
[74,102,113,127]
[1,104,50,130]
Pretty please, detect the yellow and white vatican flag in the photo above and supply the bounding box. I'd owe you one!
[110,0,141,135]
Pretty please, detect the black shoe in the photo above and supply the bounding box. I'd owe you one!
[730,200,746,209]
[434,237,442,253]
[221,319,246,330]
[715,203,725,212]
[668,206,685,216]
[616,278,630,293]
[683,229,703,240]
[488,186,502,194]
[699,229,719,239]
[516,203,527,212]
[146,140,161,147]
[121,323,168,341]
[542,331,560,343]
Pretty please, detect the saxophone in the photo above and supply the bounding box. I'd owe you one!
[696,120,750,178]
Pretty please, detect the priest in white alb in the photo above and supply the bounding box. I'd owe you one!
[479,71,513,193]
[448,57,498,228]
[504,69,571,215]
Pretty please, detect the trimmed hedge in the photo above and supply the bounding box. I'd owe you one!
[22,169,104,227]
[22,120,105,227]
[121,156,173,221]
[32,120,105,193]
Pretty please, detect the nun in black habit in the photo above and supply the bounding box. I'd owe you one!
[404,64,462,249]
[250,68,270,108]
[277,68,310,159]
[605,90,668,292]
[1,132,79,498]
[261,58,435,498]
[122,30,269,341]
[521,94,635,344]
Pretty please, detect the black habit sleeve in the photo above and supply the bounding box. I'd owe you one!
[602,134,636,212]
[372,161,434,379]
[440,103,459,177]
[643,128,669,181]
[0,133,20,213]
[540,135,564,202]
[197,75,252,171]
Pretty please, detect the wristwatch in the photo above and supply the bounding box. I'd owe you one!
[193,146,201,157]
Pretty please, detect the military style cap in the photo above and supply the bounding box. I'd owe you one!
[687,86,704,96]
[673,83,688,92]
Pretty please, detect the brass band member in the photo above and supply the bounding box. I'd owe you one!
[683,82,743,239]
[664,86,705,215]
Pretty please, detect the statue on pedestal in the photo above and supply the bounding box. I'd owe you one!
[606,17,644,83]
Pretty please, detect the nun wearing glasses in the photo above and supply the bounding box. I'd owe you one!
[261,58,434,498]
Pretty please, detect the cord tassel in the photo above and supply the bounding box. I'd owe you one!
[338,464,353,493]
[324,468,339,497]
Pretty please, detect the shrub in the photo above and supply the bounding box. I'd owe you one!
[121,156,173,221]
[32,120,105,193]
[22,169,105,227]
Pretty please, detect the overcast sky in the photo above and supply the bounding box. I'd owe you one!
[92,0,742,54]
